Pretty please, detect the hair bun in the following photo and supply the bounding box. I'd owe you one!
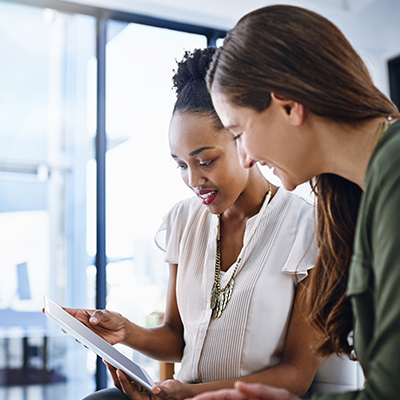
[173,47,217,95]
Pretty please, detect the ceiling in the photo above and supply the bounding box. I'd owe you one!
[62,0,400,85]
[63,0,386,30]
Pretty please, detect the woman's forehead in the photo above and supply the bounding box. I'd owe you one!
[169,113,232,151]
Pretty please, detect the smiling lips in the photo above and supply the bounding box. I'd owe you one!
[260,161,276,173]
[197,189,218,205]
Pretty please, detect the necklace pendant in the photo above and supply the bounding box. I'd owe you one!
[211,293,221,318]
[210,283,219,310]
[211,281,235,319]
[226,281,234,302]
[215,303,223,318]
[212,297,222,319]
[221,281,233,311]
[221,291,228,310]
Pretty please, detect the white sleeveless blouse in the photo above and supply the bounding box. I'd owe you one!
[155,188,317,383]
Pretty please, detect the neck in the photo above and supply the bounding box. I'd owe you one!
[222,166,274,222]
[313,117,390,190]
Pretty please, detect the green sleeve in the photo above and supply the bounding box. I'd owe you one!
[367,154,400,398]
[312,146,400,399]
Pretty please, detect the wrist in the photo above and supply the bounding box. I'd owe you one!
[120,315,132,346]
[186,382,207,398]
[121,318,145,350]
[182,383,195,399]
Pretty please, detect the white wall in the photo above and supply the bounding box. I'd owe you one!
[316,0,400,95]
[60,0,400,94]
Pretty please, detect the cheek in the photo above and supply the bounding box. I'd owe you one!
[240,134,260,159]
[247,129,270,156]
[227,158,249,184]
[181,172,190,187]
[236,141,248,163]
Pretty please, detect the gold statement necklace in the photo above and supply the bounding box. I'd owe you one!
[210,183,272,318]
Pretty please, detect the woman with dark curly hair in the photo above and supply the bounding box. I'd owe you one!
[191,4,400,400]
[70,47,357,400]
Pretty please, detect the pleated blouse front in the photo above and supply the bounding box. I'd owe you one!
[155,188,316,383]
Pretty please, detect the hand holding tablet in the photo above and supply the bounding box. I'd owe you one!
[43,296,155,393]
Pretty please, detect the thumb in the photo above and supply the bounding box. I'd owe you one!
[151,385,163,396]
[89,309,106,325]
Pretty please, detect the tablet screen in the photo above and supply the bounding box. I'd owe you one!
[44,296,155,392]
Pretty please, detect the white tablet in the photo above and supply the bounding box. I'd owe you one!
[44,296,155,392]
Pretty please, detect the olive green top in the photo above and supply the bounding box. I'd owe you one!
[313,119,400,399]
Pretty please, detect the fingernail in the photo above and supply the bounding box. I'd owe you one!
[90,317,98,323]
[153,387,161,394]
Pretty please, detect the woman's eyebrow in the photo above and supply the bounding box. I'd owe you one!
[189,146,215,156]
[171,146,215,159]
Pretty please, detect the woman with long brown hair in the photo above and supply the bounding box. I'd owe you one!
[190,4,400,400]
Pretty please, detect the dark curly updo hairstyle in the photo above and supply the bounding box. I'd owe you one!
[172,47,224,130]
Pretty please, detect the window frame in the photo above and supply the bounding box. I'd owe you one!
[389,55,400,111]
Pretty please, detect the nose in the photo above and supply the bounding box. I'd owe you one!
[187,167,206,189]
[236,140,255,169]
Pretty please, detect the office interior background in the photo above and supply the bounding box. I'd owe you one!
[0,0,399,399]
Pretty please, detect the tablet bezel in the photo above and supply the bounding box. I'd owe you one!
[44,296,155,392]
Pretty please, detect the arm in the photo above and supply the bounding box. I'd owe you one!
[337,157,400,400]
[109,375,301,400]
[187,382,300,400]
[104,278,318,400]
[309,148,400,400]
[152,280,319,399]
[121,263,184,362]
[65,263,184,362]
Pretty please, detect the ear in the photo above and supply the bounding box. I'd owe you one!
[271,92,305,126]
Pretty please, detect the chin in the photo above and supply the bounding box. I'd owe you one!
[280,177,300,192]
[205,203,223,215]
[283,183,298,192]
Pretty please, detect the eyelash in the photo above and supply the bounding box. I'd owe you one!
[200,160,214,167]
[176,160,214,170]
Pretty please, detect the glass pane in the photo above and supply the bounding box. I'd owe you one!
[103,21,207,382]
[216,37,225,47]
[0,2,96,398]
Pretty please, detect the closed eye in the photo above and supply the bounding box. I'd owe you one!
[200,160,214,167]
[233,134,242,141]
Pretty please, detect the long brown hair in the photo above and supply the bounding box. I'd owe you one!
[309,174,362,357]
[207,5,400,357]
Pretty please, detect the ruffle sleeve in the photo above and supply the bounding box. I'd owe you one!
[154,199,188,264]
[281,206,318,282]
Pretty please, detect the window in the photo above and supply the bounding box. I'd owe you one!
[0,0,226,398]
[0,2,96,398]
[389,55,400,110]
[91,19,208,383]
